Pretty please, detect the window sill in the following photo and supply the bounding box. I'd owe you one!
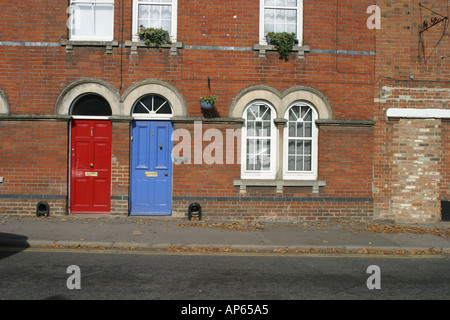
[61,39,119,54]
[125,40,183,56]
[253,44,310,59]
[234,179,326,194]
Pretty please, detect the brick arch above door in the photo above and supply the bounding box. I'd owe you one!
[121,79,187,118]
[54,79,121,116]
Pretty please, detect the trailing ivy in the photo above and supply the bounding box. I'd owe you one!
[266,32,298,61]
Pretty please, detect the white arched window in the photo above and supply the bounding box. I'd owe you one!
[241,101,277,179]
[283,102,318,180]
[132,94,173,119]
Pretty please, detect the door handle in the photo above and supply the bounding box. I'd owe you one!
[90,163,94,168]
[165,172,168,176]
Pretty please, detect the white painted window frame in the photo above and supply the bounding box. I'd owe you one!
[283,101,318,180]
[69,0,115,41]
[132,0,178,42]
[259,0,303,45]
[241,101,278,180]
[131,94,174,120]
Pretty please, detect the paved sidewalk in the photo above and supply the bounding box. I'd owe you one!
[0,215,449,254]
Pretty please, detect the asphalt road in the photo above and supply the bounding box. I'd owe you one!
[0,247,448,304]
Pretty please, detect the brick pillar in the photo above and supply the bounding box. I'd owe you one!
[389,119,442,223]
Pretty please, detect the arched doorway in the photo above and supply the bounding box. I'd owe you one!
[129,94,174,215]
[70,94,113,214]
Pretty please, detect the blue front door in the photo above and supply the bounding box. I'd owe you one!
[130,121,173,215]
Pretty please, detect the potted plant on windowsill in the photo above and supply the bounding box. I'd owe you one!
[199,95,217,109]
[266,32,298,61]
[138,25,172,48]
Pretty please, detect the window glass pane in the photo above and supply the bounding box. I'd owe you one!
[265,0,297,7]
[94,5,113,37]
[288,122,296,137]
[139,4,172,33]
[255,121,262,136]
[265,9,275,22]
[289,106,299,121]
[246,107,256,120]
[288,140,295,155]
[264,8,297,34]
[296,123,304,137]
[288,156,295,171]
[296,140,304,155]
[138,5,150,26]
[264,0,277,6]
[275,9,285,21]
[301,106,311,120]
[262,156,270,170]
[72,5,94,37]
[296,156,303,171]
[304,141,311,155]
[304,156,312,171]
[304,123,312,137]
[262,121,271,136]
[72,94,112,116]
[260,106,270,120]
[150,5,160,21]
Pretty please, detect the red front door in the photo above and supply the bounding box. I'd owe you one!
[70,120,112,213]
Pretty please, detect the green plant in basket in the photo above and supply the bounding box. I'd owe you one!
[138,26,172,48]
[266,32,298,61]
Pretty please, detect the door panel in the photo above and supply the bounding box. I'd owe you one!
[71,120,112,213]
[130,121,173,215]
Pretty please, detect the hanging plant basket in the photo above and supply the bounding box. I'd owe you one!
[199,95,217,109]
[200,101,214,109]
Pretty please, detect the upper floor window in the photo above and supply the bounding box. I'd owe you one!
[260,0,303,45]
[132,0,178,42]
[69,0,114,41]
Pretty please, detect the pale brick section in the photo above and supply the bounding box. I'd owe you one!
[389,119,442,223]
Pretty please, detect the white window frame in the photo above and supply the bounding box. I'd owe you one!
[283,102,318,180]
[132,0,178,42]
[69,0,115,41]
[131,94,174,120]
[241,101,278,180]
[259,0,303,45]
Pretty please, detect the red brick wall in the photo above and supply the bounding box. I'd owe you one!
[0,0,377,220]
[319,125,374,198]
[0,120,69,215]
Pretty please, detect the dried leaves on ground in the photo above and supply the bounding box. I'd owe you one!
[358,224,450,238]
[176,221,266,232]
[163,245,445,255]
